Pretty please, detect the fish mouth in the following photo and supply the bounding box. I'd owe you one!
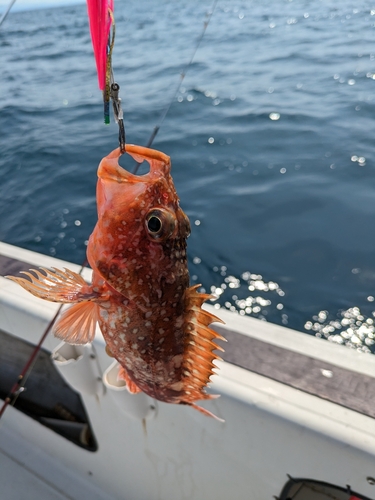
[98,144,171,182]
[123,144,170,167]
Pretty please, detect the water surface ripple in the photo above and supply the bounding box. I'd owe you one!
[1,0,375,351]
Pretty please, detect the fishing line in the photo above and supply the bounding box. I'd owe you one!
[0,0,16,29]
[132,0,219,174]
[107,8,126,152]
[103,8,116,124]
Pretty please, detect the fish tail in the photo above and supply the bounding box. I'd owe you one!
[6,267,96,303]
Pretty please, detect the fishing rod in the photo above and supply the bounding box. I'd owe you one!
[0,306,63,419]
[0,262,88,420]
[133,0,219,174]
[0,0,16,29]
[0,0,218,420]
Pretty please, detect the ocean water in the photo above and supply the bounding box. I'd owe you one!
[1,0,375,352]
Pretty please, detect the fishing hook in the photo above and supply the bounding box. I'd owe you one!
[104,8,126,152]
[110,82,126,153]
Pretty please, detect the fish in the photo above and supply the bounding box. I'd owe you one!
[7,144,225,420]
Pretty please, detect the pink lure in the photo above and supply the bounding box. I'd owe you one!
[86,0,114,90]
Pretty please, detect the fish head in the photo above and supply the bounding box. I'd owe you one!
[87,145,191,305]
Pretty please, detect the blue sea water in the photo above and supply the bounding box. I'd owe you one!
[1,0,375,351]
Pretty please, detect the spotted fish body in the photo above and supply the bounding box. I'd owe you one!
[8,145,225,418]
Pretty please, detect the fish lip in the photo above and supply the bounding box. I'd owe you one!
[99,144,172,181]
[123,144,171,167]
[110,144,170,169]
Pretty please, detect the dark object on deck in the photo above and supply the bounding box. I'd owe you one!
[0,328,97,451]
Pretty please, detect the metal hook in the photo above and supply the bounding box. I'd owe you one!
[110,82,126,153]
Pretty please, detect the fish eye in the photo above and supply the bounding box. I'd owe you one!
[145,208,176,241]
[147,216,162,234]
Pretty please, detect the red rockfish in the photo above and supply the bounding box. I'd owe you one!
[8,145,225,419]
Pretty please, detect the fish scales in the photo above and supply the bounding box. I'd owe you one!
[7,145,225,420]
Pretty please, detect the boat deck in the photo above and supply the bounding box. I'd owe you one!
[2,241,375,500]
[0,424,108,500]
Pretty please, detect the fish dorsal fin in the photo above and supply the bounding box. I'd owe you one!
[54,301,99,345]
[180,285,226,418]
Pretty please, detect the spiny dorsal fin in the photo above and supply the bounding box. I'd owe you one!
[180,285,225,417]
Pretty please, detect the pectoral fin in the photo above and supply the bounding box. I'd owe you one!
[7,267,102,345]
[6,267,96,303]
[54,301,99,345]
[105,345,115,357]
